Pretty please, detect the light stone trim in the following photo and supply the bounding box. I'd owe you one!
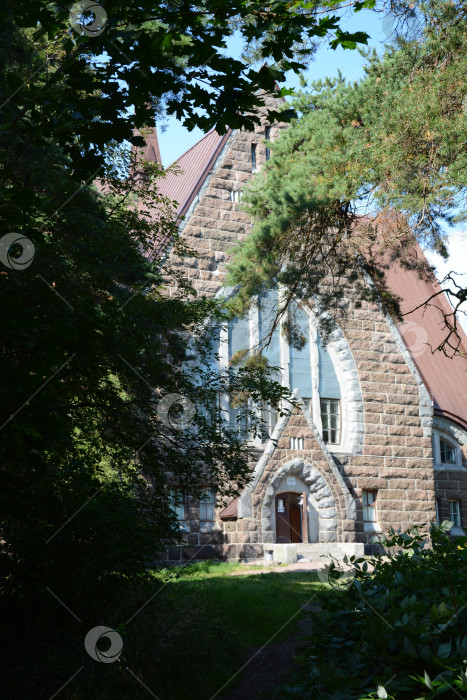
[238,389,356,521]
[433,416,467,471]
[320,322,364,456]
[177,131,237,238]
[261,458,337,544]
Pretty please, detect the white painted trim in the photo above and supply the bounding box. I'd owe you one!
[432,416,467,471]
[238,388,356,521]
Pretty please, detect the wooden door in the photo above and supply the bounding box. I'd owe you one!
[275,493,303,543]
[301,491,309,544]
[275,493,290,543]
[290,505,302,543]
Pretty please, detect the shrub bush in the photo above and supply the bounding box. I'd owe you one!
[280,522,467,699]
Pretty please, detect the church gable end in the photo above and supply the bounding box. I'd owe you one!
[151,103,466,563]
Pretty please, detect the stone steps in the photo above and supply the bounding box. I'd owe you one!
[266,542,364,564]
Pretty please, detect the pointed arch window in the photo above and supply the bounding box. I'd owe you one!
[206,290,343,446]
[432,431,462,468]
[440,438,456,464]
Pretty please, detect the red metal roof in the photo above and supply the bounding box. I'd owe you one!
[146,131,467,430]
[157,129,231,218]
[219,498,238,519]
[384,244,467,429]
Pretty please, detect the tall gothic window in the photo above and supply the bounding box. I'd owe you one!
[251,143,257,171]
[265,126,271,161]
[209,290,343,445]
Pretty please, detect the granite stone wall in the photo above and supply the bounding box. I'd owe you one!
[160,107,463,563]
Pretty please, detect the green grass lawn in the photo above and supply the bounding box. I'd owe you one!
[120,563,324,700]
[10,562,324,700]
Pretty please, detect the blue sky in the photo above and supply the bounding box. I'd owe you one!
[156,9,467,322]
[158,8,386,167]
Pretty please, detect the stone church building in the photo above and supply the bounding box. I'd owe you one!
[143,103,467,563]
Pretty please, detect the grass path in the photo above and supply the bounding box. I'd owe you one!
[155,562,324,700]
[220,601,319,700]
[5,561,327,699]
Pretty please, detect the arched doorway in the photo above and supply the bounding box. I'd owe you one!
[275,492,308,544]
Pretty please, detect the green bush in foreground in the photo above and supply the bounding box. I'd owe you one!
[282,522,467,700]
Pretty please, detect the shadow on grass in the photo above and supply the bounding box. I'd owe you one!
[3,565,327,700]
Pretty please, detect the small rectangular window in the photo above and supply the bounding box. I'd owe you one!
[320,398,340,444]
[290,437,304,450]
[200,489,216,521]
[261,402,278,438]
[449,500,461,527]
[363,491,377,522]
[265,127,271,161]
[229,404,249,438]
[230,190,243,202]
[251,143,257,171]
[169,489,185,520]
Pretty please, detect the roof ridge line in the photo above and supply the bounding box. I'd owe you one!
[164,128,222,169]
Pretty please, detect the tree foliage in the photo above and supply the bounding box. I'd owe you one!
[0,0,374,181]
[280,523,467,699]
[227,0,467,349]
[0,22,293,611]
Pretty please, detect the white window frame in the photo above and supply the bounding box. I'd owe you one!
[169,489,185,521]
[362,490,377,523]
[449,500,461,528]
[261,401,279,438]
[230,189,243,203]
[200,488,216,521]
[320,398,341,444]
[432,430,462,469]
[219,292,345,449]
